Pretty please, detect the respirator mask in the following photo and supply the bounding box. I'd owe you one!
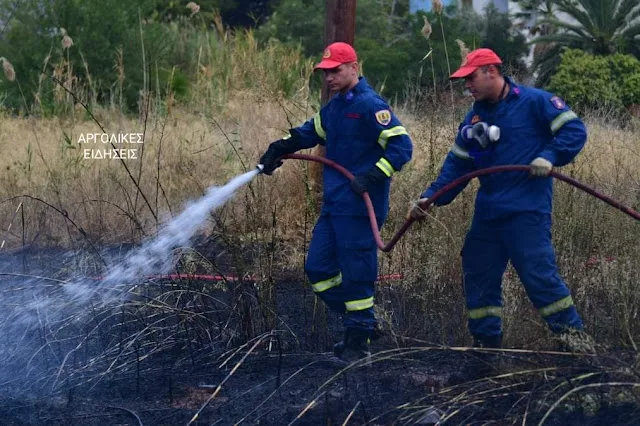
[460,122,500,148]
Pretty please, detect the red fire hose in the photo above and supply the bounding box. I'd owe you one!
[283,153,640,252]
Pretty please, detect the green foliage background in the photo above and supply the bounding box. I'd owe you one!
[548,49,640,112]
[1,0,639,115]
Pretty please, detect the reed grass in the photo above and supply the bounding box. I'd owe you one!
[0,14,637,423]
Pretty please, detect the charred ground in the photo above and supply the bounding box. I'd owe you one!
[0,243,638,425]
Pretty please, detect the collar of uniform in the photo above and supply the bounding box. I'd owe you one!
[474,76,520,110]
[504,77,521,99]
[340,76,369,100]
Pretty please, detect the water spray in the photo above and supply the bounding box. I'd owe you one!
[0,167,264,392]
[3,167,262,324]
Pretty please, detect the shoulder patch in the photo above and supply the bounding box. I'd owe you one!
[375,109,392,126]
[550,96,566,110]
[471,114,481,124]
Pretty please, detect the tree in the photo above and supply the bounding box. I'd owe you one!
[151,0,279,28]
[213,0,278,27]
[481,4,529,78]
[530,0,640,86]
[513,0,560,85]
[0,0,167,112]
[256,0,497,98]
[255,0,325,56]
[514,0,558,36]
[256,0,411,58]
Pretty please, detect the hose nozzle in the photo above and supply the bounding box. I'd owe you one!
[256,164,265,173]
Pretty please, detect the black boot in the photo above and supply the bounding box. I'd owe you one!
[473,334,502,349]
[333,328,372,361]
[467,334,502,379]
[370,323,384,341]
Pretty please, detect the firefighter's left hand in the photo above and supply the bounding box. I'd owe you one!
[350,167,388,195]
[529,157,553,177]
[407,198,431,220]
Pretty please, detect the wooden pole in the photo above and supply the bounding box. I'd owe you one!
[310,0,357,196]
[322,0,357,103]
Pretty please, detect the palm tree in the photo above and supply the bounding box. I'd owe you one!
[514,0,560,85]
[529,0,640,86]
[515,0,560,44]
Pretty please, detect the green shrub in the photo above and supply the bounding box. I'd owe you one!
[548,49,640,112]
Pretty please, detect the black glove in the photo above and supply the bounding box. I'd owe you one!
[259,146,284,175]
[259,136,301,175]
[350,166,388,195]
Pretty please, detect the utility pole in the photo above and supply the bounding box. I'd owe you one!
[310,0,357,194]
[307,0,357,351]
[322,0,357,103]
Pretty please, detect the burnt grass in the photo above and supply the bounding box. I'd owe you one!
[0,244,638,425]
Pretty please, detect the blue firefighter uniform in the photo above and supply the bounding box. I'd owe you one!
[421,78,587,341]
[286,77,413,332]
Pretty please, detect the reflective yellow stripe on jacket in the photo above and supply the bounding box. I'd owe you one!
[550,111,578,134]
[377,126,408,149]
[375,157,395,177]
[314,112,326,140]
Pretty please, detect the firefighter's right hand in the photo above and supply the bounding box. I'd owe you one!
[259,135,304,175]
[407,198,432,220]
[258,141,286,175]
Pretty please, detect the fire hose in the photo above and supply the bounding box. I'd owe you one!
[281,153,640,252]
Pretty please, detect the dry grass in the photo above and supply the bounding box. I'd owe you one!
[1,101,638,350]
[1,57,16,82]
[0,17,637,425]
[0,94,313,245]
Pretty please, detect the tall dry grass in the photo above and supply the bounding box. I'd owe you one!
[0,19,638,412]
[1,98,638,347]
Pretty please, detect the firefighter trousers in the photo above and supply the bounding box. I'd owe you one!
[305,213,380,331]
[462,212,583,338]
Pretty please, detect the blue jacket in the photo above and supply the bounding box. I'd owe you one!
[422,78,587,220]
[289,77,413,219]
